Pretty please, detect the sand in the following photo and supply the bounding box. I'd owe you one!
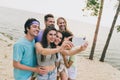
[0,33,14,80]
[0,6,120,80]
[0,33,120,80]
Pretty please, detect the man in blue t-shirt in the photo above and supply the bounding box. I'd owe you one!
[13,18,47,80]
[35,14,55,42]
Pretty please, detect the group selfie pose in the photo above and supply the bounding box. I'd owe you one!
[13,14,88,80]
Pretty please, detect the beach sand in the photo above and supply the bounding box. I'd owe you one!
[0,33,120,80]
[0,6,120,80]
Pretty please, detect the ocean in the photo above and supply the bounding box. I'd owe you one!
[0,7,120,70]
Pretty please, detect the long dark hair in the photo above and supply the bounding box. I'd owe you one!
[62,31,73,41]
[40,26,57,61]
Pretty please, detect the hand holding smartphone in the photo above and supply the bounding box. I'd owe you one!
[72,37,86,46]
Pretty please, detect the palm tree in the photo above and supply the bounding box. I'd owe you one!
[89,0,104,60]
[100,0,120,62]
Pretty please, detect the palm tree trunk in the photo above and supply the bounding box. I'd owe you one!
[100,1,120,62]
[89,0,104,60]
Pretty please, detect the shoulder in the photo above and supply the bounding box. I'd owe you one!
[14,37,31,47]
[35,42,42,47]
[14,38,24,46]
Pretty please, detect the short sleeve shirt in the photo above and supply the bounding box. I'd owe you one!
[13,37,37,80]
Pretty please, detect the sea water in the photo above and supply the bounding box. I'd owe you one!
[0,7,120,70]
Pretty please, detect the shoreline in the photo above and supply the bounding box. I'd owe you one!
[0,33,120,80]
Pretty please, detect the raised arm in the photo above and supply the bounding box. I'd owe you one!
[35,42,61,55]
[61,41,88,56]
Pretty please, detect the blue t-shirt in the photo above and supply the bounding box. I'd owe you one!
[13,37,37,80]
[35,29,44,42]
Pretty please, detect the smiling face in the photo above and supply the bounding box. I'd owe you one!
[54,31,63,46]
[27,24,40,37]
[57,18,67,31]
[47,30,57,44]
[45,17,55,27]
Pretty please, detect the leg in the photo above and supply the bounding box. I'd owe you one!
[60,70,68,80]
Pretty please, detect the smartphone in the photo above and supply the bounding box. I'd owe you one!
[72,37,86,46]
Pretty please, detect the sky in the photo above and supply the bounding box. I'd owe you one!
[0,0,120,27]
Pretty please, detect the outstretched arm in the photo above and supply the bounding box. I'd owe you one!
[35,41,73,55]
[35,42,61,55]
[61,41,88,56]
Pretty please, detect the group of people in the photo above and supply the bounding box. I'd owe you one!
[13,14,88,80]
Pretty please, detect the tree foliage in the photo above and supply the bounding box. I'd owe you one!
[83,0,100,16]
[116,25,120,32]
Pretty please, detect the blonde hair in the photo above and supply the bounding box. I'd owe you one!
[57,17,69,31]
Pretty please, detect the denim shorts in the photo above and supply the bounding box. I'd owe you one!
[37,69,57,80]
